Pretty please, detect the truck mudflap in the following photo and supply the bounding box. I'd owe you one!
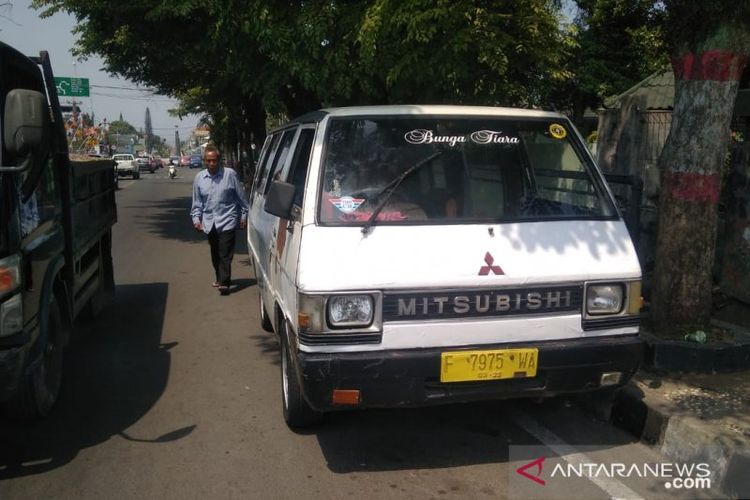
[295,335,643,412]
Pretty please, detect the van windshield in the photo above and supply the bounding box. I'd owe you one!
[318,116,616,225]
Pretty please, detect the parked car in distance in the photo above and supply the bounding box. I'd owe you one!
[152,154,164,168]
[169,155,180,165]
[135,155,154,173]
[189,154,203,169]
[180,155,191,168]
[112,153,139,179]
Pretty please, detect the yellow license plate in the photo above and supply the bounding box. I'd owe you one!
[440,348,538,383]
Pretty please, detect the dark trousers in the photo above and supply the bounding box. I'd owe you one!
[208,227,236,286]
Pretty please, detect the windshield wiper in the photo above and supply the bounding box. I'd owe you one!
[361,151,443,235]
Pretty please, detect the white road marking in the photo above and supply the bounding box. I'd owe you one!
[512,408,644,500]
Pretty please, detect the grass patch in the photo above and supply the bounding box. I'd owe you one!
[653,324,735,343]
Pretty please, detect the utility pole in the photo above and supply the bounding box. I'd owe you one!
[174,126,180,156]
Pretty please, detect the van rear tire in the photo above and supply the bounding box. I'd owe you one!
[281,320,322,428]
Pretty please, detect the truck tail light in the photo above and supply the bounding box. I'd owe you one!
[0,254,21,298]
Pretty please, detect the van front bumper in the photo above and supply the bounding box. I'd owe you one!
[296,335,643,412]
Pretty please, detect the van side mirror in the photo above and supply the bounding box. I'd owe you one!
[0,89,49,173]
[264,180,296,219]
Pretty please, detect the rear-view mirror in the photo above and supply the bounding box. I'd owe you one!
[0,89,49,173]
[264,180,296,219]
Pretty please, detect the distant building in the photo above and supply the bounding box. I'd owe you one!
[191,126,211,151]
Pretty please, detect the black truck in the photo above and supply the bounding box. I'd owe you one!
[0,42,117,417]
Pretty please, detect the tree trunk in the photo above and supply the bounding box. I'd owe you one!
[651,47,746,332]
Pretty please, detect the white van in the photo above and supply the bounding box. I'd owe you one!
[247,105,643,427]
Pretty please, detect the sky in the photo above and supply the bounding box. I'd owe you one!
[0,0,199,140]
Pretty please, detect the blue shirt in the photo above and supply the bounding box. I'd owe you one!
[191,167,249,233]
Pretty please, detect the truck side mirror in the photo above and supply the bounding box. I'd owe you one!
[264,180,296,219]
[0,89,49,173]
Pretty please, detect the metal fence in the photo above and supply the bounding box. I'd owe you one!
[638,110,672,173]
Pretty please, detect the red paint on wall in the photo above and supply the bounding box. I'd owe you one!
[665,170,721,203]
[672,50,747,81]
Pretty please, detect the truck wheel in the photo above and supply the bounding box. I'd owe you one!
[280,320,322,428]
[5,298,65,419]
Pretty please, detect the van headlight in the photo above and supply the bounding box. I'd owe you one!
[586,284,624,315]
[297,292,382,338]
[327,295,374,328]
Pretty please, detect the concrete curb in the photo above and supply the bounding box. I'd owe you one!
[613,379,750,498]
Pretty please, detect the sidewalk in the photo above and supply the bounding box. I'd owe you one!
[612,321,750,498]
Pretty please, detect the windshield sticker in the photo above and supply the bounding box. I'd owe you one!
[329,196,365,214]
[404,129,519,146]
[469,130,520,144]
[341,211,408,222]
[549,123,567,139]
[404,129,465,146]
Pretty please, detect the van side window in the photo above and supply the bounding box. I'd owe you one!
[263,128,297,195]
[287,129,315,207]
[254,133,281,196]
[251,135,272,194]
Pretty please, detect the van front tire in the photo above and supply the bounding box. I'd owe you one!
[252,257,273,333]
[259,294,273,333]
[281,320,322,428]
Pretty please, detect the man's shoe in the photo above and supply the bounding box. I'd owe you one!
[212,282,220,288]
[218,286,230,295]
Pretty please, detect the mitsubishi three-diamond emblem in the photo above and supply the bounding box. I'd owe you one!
[478,252,504,276]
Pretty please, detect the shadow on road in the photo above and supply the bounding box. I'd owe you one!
[314,397,639,473]
[249,334,280,366]
[130,196,251,264]
[230,278,257,294]
[316,402,514,472]
[0,283,190,479]
[128,196,200,243]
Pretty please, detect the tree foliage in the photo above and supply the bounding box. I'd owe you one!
[355,0,570,107]
[107,119,137,136]
[553,0,667,122]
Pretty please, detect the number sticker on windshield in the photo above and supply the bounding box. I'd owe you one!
[549,123,567,139]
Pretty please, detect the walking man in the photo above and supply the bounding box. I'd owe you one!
[191,144,248,295]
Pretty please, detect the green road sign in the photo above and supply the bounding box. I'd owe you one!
[54,77,90,97]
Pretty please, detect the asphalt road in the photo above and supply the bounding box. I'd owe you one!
[0,167,721,499]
